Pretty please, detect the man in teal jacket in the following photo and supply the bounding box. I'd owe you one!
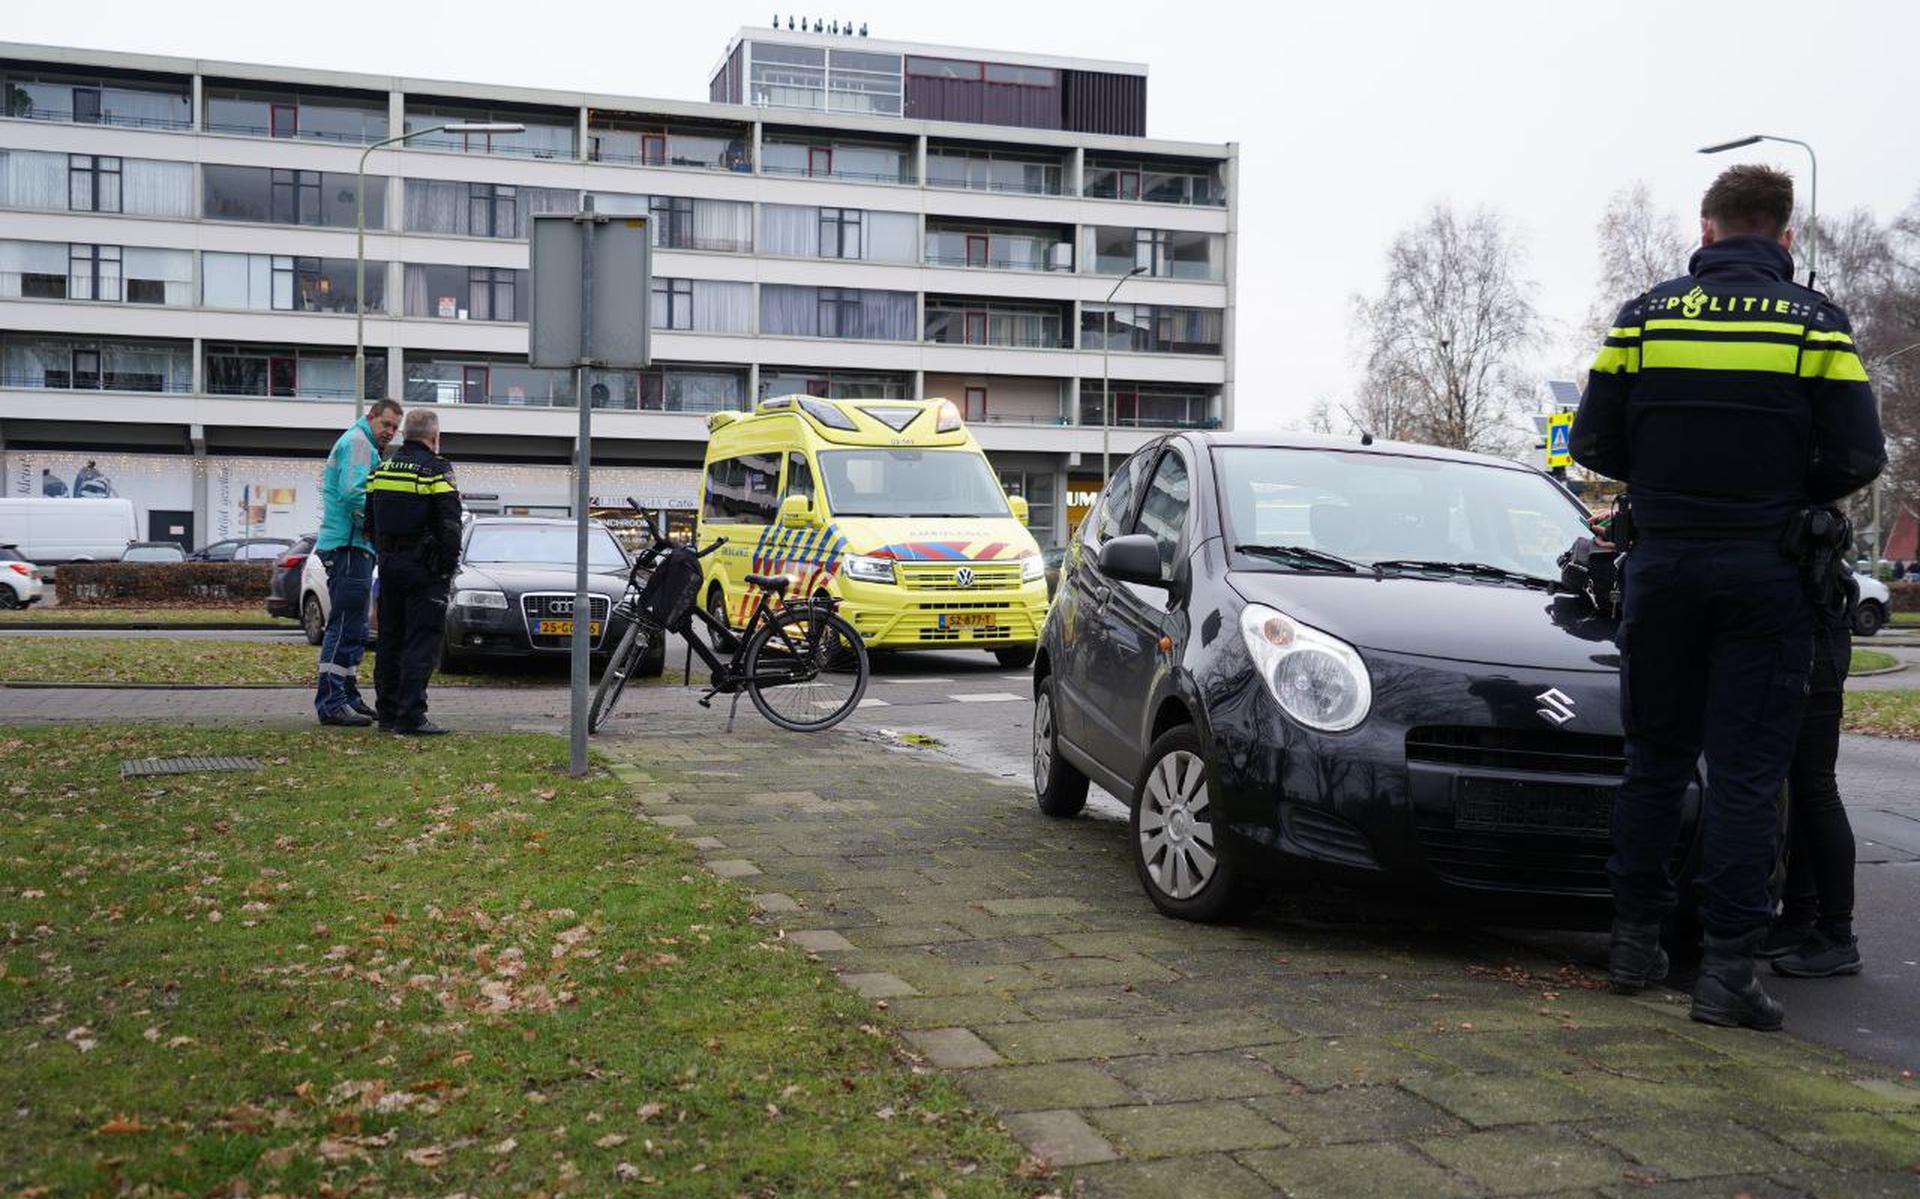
[314,399,403,725]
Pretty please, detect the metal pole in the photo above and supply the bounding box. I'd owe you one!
[1099,266,1145,488]
[356,124,451,419]
[569,196,597,777]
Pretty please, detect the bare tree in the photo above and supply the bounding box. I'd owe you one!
[1587,182,1692,343]
[1351,205,1540,454]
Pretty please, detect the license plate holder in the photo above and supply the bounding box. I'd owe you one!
[938,612,997,630]
[1453,776,1613,837]
[536,619,602,637]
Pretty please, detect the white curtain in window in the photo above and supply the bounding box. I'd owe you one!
[104,343,192,391]
[866,212,917,264]
[856,290,915,341]
[0,240,68,296]
[124,247,192,305]
[405,180,465,234]
[270,256,293,311]
[2,338,67,384]
[0,150,66,210]
[760,284,818,336]
[694,199,752,251]
[760,205,819,257]
[121,160,193,218]
[591,191,649,215]
[299,357,355,398]
[692,281,752,333]
[517,187,579,236]
[202,252,250,308]
[404,265,430,317]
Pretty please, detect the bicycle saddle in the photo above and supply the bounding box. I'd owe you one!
[743,572,793,594]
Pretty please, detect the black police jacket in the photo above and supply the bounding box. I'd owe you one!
[365,438,463,578]
[1570,236,1886,537]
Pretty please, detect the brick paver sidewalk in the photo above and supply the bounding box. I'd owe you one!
[601,717,1920,1199]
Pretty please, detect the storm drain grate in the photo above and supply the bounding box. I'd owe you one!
[120,756,264,779]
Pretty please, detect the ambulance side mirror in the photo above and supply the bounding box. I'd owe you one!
[778,493,816,528]
[1009,496,1030,526]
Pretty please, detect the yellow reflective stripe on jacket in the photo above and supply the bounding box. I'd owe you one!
[1804,328,1855,346]
[1608,325,1642,340]
[1799,346,1870,382]
[1591,344,1640,374]
[1639,340,1799,374]
[1643,318,1806,337]
[366,470,456,495]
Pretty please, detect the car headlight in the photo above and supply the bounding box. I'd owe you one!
[1019,552,1045,583]
[843,554,896,584]
[454,588,509,610]
[1238,603,1371,732]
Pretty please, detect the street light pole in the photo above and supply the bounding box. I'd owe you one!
[1101,265,1148,487]
[1868,339,1920,573]
[355,121,524,419]
[1699,133,1818,287]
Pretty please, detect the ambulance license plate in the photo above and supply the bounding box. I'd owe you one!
[536,619,601,636]
[939,613,996,630]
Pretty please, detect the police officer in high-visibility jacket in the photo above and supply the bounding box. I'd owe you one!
[365,408,463,736]
[1572,164,1885,1030]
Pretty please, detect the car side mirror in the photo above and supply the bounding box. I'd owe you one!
[1008,496,1030,526]
[1097,533,1165,588]
[778,493,816,528]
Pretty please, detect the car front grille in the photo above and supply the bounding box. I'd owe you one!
[520,592,611,650]
[1406,726,1626,777]
[897,561,1025,591]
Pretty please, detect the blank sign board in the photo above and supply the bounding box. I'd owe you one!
[528,213,652,370]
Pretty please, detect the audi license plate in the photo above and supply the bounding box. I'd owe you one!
[536,619,601,637]
[938,612,997,630]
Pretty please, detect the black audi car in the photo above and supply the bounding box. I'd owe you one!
[444,517,664,676]
[1032,431,1691,924]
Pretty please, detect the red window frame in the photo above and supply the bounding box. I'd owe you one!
[965,235,990,268]
[808,146,833,177]
[964,386,987,421]
[641,133,667,165]
[963,310,989,345]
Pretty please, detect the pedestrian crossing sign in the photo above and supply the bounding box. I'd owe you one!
[1547,412,1573,469]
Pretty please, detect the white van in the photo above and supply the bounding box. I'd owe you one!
[0,498,138,562]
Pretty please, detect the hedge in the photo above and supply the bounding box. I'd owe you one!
[54,561,274,606]
[1891,580,1920,614]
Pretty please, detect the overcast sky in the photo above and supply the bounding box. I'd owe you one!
[12,0,1919,431]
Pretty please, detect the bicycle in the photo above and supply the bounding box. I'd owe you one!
[588,499,870,734]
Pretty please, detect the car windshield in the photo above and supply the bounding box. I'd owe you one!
[818,449,1011,518]
[0,546,24,563]
[463,524,628,570]
[122,545,184,562]
[1213,447,1591,582]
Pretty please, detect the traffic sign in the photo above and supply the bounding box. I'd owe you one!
[1546,412,1573,469]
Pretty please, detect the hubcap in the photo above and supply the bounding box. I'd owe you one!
[1032,692,1054,792]
[1138,749,1216,900]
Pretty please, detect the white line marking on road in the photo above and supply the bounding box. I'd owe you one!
[859,697,890,708]
[1000,674,1031,682]
[949,692,1024,704]
[879,677,953,684]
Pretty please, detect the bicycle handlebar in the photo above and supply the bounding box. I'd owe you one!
[623,496,725,569]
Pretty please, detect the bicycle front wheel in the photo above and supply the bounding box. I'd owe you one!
[588,622,647,734]
[742,605,870,732]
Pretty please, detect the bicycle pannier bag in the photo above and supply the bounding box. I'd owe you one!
[635,544,703,632]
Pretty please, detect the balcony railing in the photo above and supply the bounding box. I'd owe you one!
[657,235,755,255]
[3,106,192,131]
[925,332,1072,351]
[589,148,751,172]
[925,176,1063,197]
[924,253,1071,272]
[403,135,578,161]
[201,121,390,145]
[1077,411,1223,430]
[206,383,365,401]
[0,372,193,393]
[760,163,917,186]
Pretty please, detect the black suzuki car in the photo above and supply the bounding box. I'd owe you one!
[443,518,665,677]
[1032,432,1693,923]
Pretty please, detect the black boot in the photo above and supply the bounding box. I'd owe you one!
[1608,918,1670,994]
[1691,929,1785,1031]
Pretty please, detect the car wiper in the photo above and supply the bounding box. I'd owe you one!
[1232,543,1363,574]
[1371,559,1559,590]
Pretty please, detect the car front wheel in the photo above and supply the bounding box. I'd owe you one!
[1131,725,1261,922]
[1032,676,1088,817]
[301,593,326,645]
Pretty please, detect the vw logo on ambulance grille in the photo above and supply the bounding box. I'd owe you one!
[954,567,975,588]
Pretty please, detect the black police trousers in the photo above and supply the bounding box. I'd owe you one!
[1608,538,1813,937]
[374,553,449,730]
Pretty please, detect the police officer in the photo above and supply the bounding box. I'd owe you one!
[1572,164,1884,1030]
[366,408,463,736]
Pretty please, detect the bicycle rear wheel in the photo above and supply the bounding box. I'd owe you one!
[742,605,869,732]
[588,622,648,733]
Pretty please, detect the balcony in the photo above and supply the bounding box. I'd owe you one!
[587,115,751,172]
[761,133,917,186]
[926,145,1066,196]
[1,68,192,131]
[0,335,195,394]
[205,345,385,402]
[202,82,389,145]
[1078,382,1222,430]
[1084,156,1228,208]
[925,222,1074,272]
[1081,303,1225,357]
[403,102,578,160]
[925,298,1072,350]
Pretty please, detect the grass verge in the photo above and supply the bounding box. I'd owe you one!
[1851,647,1900,673]
[0,606,282,626]
[0,638,604,688]
[1843,690,1920,740]
[0,726,1041,1197]
[1894,610,1919,627]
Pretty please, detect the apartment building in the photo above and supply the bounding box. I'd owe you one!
[0,27,1236,548]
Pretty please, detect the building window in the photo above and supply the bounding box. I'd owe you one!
[651,195,693,248]
[68,154,121,213]
[68,243,121,302]
[819,208,864,259]
[468,268,517,321]
[469,183,516,238]
[652,278,694,330]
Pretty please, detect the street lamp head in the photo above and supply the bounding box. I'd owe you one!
[1127,265,1148,276]
[1699,135,1763,154]
[443,122,526,134]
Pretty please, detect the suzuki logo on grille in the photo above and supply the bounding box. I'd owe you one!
[954,567,975,588]
[1535,688,1577,726]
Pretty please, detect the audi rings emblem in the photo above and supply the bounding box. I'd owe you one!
[549,599,573,615]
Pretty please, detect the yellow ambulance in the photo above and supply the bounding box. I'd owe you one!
[697,395,1048,668]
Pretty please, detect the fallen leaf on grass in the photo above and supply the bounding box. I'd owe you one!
[594,1133,627,1148]
[635,1102,665,1121]
[96,1114,150,1134]
[615,1162,644,1182]
[487,1137,518,1155]
[65,1027,96,1053]
[403,1145,447,1167]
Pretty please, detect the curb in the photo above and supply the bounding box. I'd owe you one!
[0,680,531,691]
[1851,663,1908,678]
[0,622,290,632]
